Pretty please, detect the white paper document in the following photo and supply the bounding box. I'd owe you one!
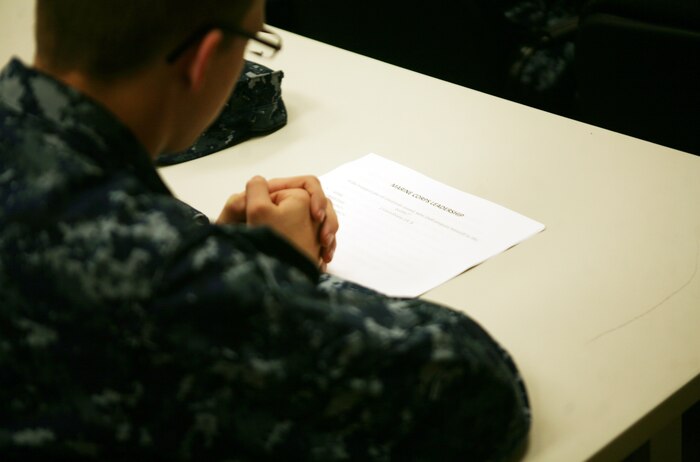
[320,153,545,297]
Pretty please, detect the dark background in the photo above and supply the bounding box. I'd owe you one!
[265,0,699,155]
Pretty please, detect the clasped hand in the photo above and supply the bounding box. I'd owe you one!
[216,175,338,270]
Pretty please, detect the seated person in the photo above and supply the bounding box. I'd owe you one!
[0,0,530,460]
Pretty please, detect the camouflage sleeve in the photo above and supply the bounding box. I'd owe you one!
[142,226,531,461]
[0,225,529,461]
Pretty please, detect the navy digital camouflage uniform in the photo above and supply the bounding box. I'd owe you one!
[0,58,530,461]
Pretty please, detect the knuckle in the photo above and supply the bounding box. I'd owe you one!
[289,188,312,202]
[247,202,268,219]
[305,175,321,188]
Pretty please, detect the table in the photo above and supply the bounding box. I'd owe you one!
[2,2,699,460]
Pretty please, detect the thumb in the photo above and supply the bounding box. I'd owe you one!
[216,192,247,224]
[245,175,274,223]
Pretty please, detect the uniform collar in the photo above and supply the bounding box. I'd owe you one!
[0,58,172,195]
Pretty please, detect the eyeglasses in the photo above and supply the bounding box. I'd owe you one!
[166,24,282,63]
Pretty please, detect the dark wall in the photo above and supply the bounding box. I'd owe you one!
[267,0,700,155]
[266,0,517,96]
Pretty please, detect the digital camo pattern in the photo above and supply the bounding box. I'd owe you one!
[499,0,583,115]
[0,58,530,461]
[156,60,288,166]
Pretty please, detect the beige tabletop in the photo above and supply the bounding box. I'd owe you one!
[2,2,699,461]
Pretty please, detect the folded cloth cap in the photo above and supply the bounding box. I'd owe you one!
[156,60,287,166]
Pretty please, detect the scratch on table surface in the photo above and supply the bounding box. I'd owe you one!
[587,235,700,344]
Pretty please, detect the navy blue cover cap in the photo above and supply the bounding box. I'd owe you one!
[156,60,287,166]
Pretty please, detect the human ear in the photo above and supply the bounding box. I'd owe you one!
[186,29,224,91]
